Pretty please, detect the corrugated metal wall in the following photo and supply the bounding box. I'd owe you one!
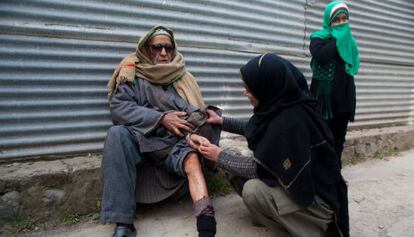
[0,0,413,160]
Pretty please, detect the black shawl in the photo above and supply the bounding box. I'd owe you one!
[241,54,349,237]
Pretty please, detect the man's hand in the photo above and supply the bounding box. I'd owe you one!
[161,111,194,137]
[187,133,210,150]
[206,109,223,125]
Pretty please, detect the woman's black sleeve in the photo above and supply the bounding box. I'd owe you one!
[217,151,257,179]
[310,38,338,65]
[221,116,247,136]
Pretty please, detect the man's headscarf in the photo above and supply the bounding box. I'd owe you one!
[107,26,204,107]
[311,1,359,76]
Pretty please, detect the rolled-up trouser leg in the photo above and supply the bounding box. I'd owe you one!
[101,125,142,224]
[242,179,333,237]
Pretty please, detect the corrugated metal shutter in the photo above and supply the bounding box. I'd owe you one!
[1,0,413,160]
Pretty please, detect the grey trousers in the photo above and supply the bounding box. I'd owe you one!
[101,126,143,224]
[100,126,193,224]
[242,179,333,237]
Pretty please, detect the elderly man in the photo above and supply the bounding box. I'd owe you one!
[101,26,219,237]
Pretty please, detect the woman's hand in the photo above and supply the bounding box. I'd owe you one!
[206,109,223,125]
[198,142,222,162]
[187,134,222,161]
[162,111,194,137]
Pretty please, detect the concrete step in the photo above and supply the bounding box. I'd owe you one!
[1,125,414,235]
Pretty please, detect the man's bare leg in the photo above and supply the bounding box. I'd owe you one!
[184,152,208,201]
[183,152,216,237]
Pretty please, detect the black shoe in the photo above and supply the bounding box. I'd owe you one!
[197,215,216,237]
[112,225,137,237]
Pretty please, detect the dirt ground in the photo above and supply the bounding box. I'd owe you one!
[11,149,414,237]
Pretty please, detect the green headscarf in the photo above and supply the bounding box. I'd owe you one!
[311,1,359,76]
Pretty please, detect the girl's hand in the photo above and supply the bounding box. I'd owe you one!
[206,109,223,125]
[198,143,222,162]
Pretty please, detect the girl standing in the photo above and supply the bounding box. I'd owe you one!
[310,1,360,167]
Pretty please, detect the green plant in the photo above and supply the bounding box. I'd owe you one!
[1,207,34,232]
[96,198,101,212]
[206,173,232,196]
[94,198,101,220]
[374,147,399,160]
[350,153,363,165]
[58,209,80,225]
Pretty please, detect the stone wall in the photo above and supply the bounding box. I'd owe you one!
[0,155,101,226]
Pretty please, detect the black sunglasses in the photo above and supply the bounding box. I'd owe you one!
[150,44,175,53]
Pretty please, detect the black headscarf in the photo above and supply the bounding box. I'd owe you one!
[241,54,349,237]
[241,53,318,151]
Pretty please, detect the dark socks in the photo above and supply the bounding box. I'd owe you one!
[197,215,217,237]
[194,197,216,237]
